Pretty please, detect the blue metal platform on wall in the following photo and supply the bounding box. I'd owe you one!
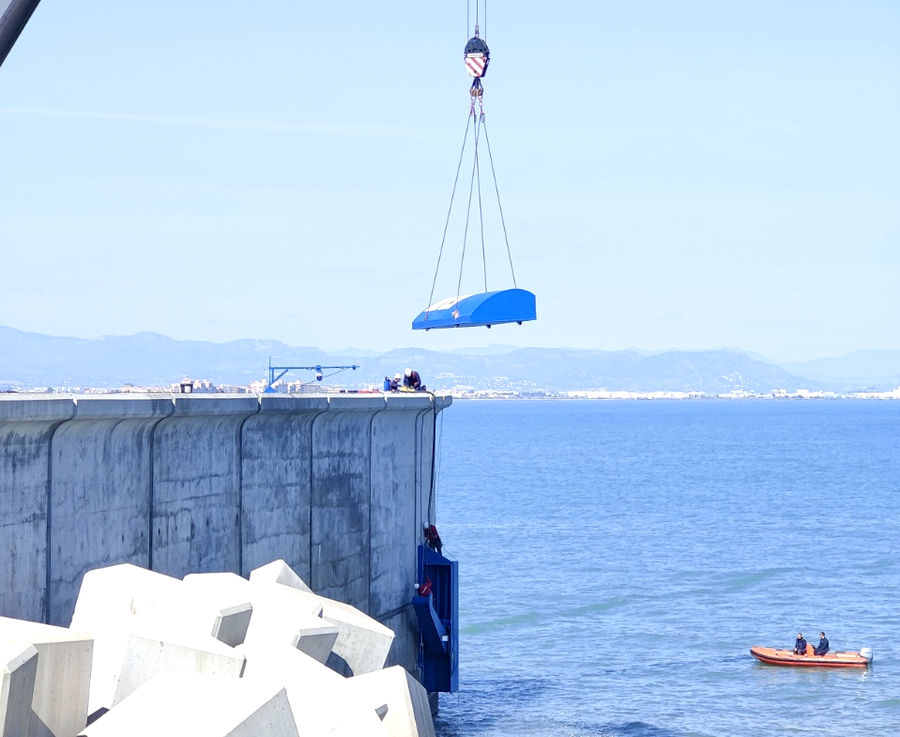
[412,545,458,693]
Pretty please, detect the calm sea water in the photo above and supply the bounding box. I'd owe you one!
[431,399,900,737]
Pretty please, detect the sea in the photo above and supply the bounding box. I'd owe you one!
[430,399,900,737]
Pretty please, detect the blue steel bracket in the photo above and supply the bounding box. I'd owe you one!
[412,545,458,693]
[412,593,448,656]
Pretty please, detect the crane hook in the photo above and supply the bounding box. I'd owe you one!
[464,29,490,80]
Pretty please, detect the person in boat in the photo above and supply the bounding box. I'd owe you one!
[403,368,425,392]
[793,632,808,655]
[814,631,829,656]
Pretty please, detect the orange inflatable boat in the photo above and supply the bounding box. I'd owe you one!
[750,645,871,668]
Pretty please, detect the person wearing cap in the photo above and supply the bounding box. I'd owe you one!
[389,373,401,391]
[814,631,829,656]
[793,632,808,655]
[403,368,424,391]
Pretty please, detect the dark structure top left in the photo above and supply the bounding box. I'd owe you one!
[0,0,41,68]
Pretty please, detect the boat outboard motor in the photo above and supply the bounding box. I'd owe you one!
[859,646,873,664]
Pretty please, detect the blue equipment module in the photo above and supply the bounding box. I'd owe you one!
[412,288,536,330]
[411,545,458,693]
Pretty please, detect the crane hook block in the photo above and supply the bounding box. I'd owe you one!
[464,35,490,79]
[412,289,536,330]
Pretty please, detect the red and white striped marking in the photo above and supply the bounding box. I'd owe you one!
[465,53,486,78]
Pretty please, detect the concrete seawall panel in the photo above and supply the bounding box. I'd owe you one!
[0,393,449,674]
[150,397,260,579]
[48,397,174,624]
[0,398,74,622]
[370,396,438,671]
[310,397,381,610]
[239,396,328,579]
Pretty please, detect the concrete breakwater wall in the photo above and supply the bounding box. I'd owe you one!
[0,392,449,673]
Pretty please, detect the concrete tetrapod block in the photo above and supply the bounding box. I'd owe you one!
[79,673,298,737]
[1,643,38,737]
[0,616,93,737]
[70,563,182,625]
[84,621,246,715]
[345,666,436,737]
[247,560,395,675]
[285,590,395,676]
[249,559,313,593]
[238,643,390,737]
[71,563,252,648]
[183,572,338,663]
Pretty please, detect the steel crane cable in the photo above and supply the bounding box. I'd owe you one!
[426,111,474,315]
[428,96,517,311]
[472,0,484,36]
[427,0,514,317]
[476,123,487,296]
[456,102,518,304]
[455,107,486,306]
[480,117,517,287]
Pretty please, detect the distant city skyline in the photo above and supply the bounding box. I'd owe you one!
[3,325,899,395]
[1,1,897,362]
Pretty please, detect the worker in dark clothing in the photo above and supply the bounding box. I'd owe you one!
[403,368,425,391]
[814,632,829,655]
[424,524,443,554]
[793,632,808,655]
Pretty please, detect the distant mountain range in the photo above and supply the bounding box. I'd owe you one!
[1,326,898,394]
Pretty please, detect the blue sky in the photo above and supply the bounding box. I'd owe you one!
[1,0,897,361]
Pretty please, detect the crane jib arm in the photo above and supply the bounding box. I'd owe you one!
[0,0,41,68]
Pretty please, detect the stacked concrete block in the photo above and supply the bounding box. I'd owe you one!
[247,561,395,676]
[85,625,246,714]
[79,673,298,737]
[239,642,390,737]
[0,616,93,737]
[183,572,338,663]
[1,559,436,737]
[345,665,436,737]
[295,590,395,676]
[248,559,313,593]
[1,643,38,737]
[71,563,252,647]
[69,564,249,714]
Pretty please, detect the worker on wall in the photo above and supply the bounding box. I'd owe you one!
[402,368,425,392]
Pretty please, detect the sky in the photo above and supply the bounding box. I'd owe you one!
[1,0,897,362]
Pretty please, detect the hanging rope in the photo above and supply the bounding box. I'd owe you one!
[467,1,484,43]
[429,91,517,311]
[481,118,517,287]
[426,112,474,314]
[424,0,524,317]
[475,110,487,293]
[456,106,483,307]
